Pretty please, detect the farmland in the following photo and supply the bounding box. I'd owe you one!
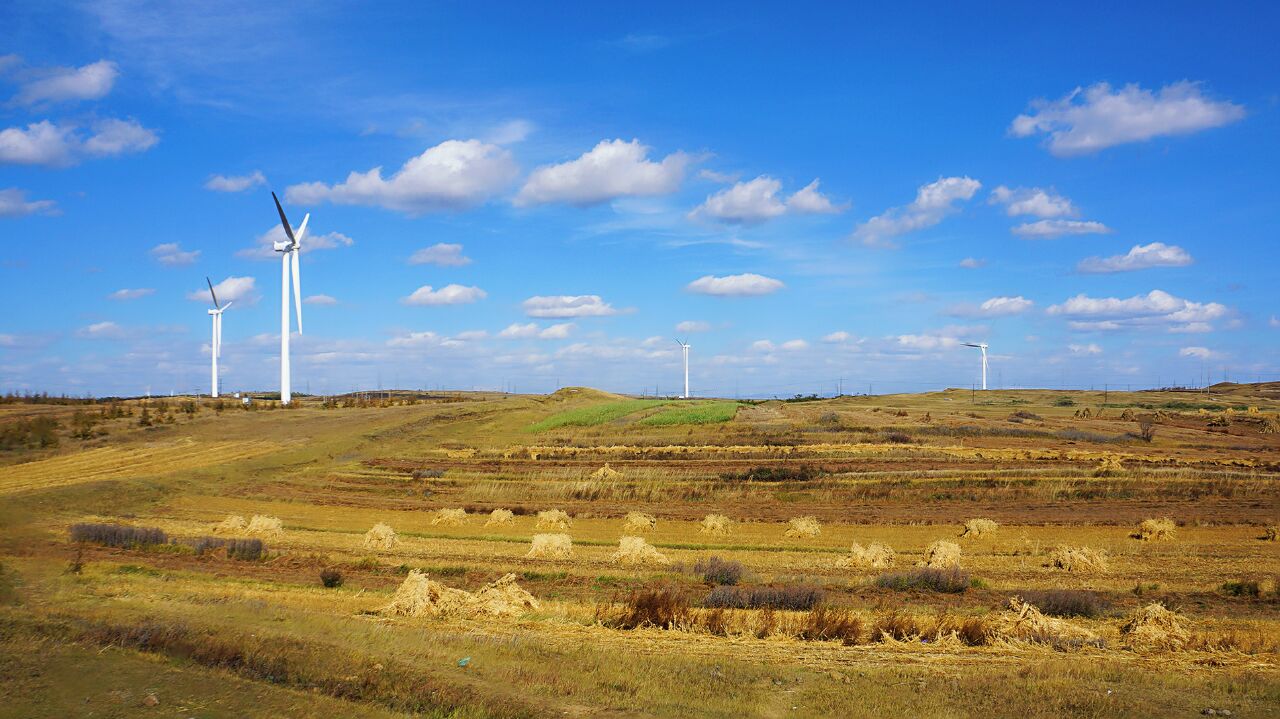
[1,385,1278,717]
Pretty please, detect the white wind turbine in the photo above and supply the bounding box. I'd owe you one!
[205,277,232,397]
[674,338,691,398]
[962,342,988,390]
[271,191,307,405]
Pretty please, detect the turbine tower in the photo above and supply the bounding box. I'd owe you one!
[271,192,307,405]
[962,342,988,390]
[205,277,232,397]
[675,338,691,398]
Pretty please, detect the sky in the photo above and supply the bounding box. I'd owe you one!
[1,1,1278,398]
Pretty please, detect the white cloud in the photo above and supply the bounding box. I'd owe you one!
[989,186,1076,218]
[77,321,125,339]
[978,296,1034,316]
[150,242,200,266]
[853,176,980,247]
[823,331,851,343]
[408,242,471,266]
[522,295,618,318]
[187,276,257,304]
[304,294,337,306]
[205,170,265,192]
[286,139,517,213]
[1011,81,1245,156]
[0,187,56,217]
[1179,346,1216,359]
[1048,289,1229,332]
[780,339,809,351]
[896,334,961,350]
[686,273,784,297]
[82,118,159,156]
[486,119,534,145]
[1012,219,1112,239]
[787,180,843,215]
[1077,242,1192,273]
[1069,343,1103,356]
[689,176,841,224]
[697,168,738,183]
[236,224,354,260]
[402,284,486,306]
[387,331,441,348]
[499,322,573,339]
[108,288,153,301]
[675,320,710,333]
[959,257,986,269]
[0,118,158,166]
[13,59,118,106]
[515,138,688,206]
[538,322,574,339]
[750,340,775,352]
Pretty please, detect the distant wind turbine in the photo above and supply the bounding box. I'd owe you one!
[675,338,691,398]
[962,342,988,390]
[271,191,307,405]
[205,277,232,397]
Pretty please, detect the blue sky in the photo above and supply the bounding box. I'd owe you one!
[1,1,1277,397]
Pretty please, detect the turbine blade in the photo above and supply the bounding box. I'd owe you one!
[295,213,309,244]
[206,276,219,308]
[222,301,233,311]
[291,250,303,335]
[272,191,296,243]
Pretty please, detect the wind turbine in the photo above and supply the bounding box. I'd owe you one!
[674,338,691,398]
[962,342,988,390]
[205,277,232,397]
[271,191,307,405]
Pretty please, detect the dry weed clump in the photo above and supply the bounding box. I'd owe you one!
[918,540,962,569]
[1262,417,1279,434]
[212,515,247,534]
[959,518,998,539]
[1120,603,1190,651]
[699,514,732,536]
[784,516,821,538]
[535,509,572,530]
[379,570,538,619]
[1133,517,1176,541]
[245,515,283,539]
[623,512,657,532]
[362,523,398,551]
[430,508,468,526]
[1093,455,1125,477]
[836,542,895,569]
[992,598,1101,648]
[484,508,514,526]
[1048,545,1109,573]
[527,533,573,559]
[591,463,622,481]
[611,536,670,566]
[1263,525,1280,542]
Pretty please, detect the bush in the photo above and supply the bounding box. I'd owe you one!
[69,523,167,549]
[412,468,445,479]
[881,431,913,444]
[225,538,264,561]
[1220,580,1261,597]
[875,567,971,593]
[1054,397,1076,407]
[1137,421,1156,442]
[721,465,820,483]
[1009,410,1042,421]
[703,584,824,611]
[605,585,690,629]
[1018,589,1107,618]
[693,556,743,585]
[191,536,226,556]
[320,568,343,588]
[798,605,862,644]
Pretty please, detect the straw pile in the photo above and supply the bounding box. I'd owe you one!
[484,508,515,526]
[959,518,998,539]
[1263,526,1279,542]
[430,508,468,526]
[535,509,572,530]
[699,514,732,536]
[1048,545,1109,573]
[918,540,962,569]
[835,541,895,569]
[1093,455,1124,477]
[469,573,542,617]
[246,515,283,539]
[992,598,1100,646]
[1134,517,1176,541]
[212,515,247,534]
[623,512,657,532]
[1262,417,1279,434]
[526,533,573,559]
[1119,408,1136,421]
[611,536,670,566]
[591,463,622,481]
[1120,603,1190,651]
[363,523,398,551]
[379,570,539,619]
[784,516,821,538]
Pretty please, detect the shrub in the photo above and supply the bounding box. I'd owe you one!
[1137,421,1156,442]
[798,605,862,644]
[320,568,343,588]
[721,466,820,483]
[605,585,690,629]
[225,538,264,561]
[1133,517,1176,541]
[1220,580,1261,597]
[881,431,913,444]
[1054,397,1076,407]
[872,611,926,641]
[693,556,743,585]
[412,468,445,479]
[69,523,167,549]
[191,536,226,556]
[1009,410,1042,421]
[784,516,821,538]
[703,584,824,611]
[918,540,962,569]
[959,518,998,539]
[1018,589,1107,618]
[875,567,970,593]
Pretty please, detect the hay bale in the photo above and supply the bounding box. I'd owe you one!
[1261,417,1279,434]
[1093,455,1124,477]
[379,570,539,619]
[1120,603,1190,651]
[993,598,1100,646]
[611,536,670,566]
[245,515,283,539]
[535,509,572,530]
[699,514,732,536]
[430,508,468,526]
[836,541,895,569]
[918,540,962,569]
[363,523,398,551]
[1048,545,1109,573]
[623,512,656,533]
[959,518,998,539]
[470,573,541,617]
[484,508,515,526]
[1133,517,1176,541]
[1119,408,1136,421]
[591,463,623,481]
[527,533,573,559]
[784,516,821,538]
[212,515,247,534]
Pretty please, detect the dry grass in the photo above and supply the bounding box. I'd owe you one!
[784,516,821,538]
[1134,517,1177,541]
[835,541,895,569]
[211,515,246,534]
[611,536,670,566]
[362,523,398,551]
[1120,603,1190,651]
[591,463,623,481]
[484,508,514,526]
[1048,545,1109,573]
[992,598,1100,647]
[918,540,962,569]
[535,509,572,530]
[379,570,539,618]
[1093,455,1125,477]
[429,508,468,526]
[623,512,657,532]
[245,515,283,539]
[699,514,731,536]
[526,533,573,559]
[1263,525,1280,542]
[959,518,998,539]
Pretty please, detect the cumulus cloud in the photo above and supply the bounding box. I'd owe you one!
[236,224,354,260]
[1077,242,1192,273]
[823,331,852,343]
[1179,346,1216,359]
[77,321,126,339]
[304,294,337,305]
[402,284,486,306]
[1012,219,1112,239]
[108,288,153,301]
[780,339,809,351]
[515,138,688,206]
[675,320,710,333]
[12,59,118,106]
[386,331,442,348]
[1010,81,1245,156]
[0,118,158,166]
[286,139,517,213]
[522,295,618,318]
[150,242,200,266]
[951,296,1034,317]
[498,322,574,339]
[853,176,980,247]
[1069,343,1103,356]
[896,333,961,350]
[82,118,159,156]
[1047,289,1228,332]
[749,340,775,352]
[408,242,471,266]
[204,170,265,192]
[689,176,841,224]
[959,257,986,269]
[0,187,56,217]
[686,273,784,297]
[187,276,257,304]
[989,186,1076,218]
